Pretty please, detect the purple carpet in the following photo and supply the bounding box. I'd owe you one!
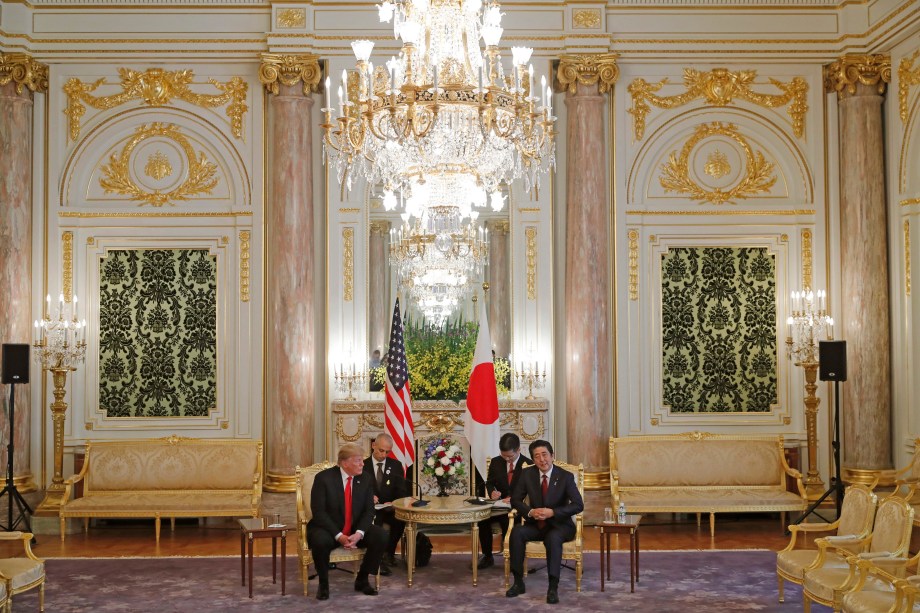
[11,550,823,612]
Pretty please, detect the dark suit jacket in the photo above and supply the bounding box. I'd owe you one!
[362,456,409,504]
[308,466,375,538]
[482,454,531,500]
[511,464,584,531]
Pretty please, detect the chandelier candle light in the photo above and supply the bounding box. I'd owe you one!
[513,360,546,400]
[334,363,367,401]
[33,293,87,514]
[785,289,833,499]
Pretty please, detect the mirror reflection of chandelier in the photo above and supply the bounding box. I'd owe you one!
[321,0,556,197]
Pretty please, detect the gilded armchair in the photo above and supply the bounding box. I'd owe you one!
[839,552,920,613]
[294,463,380,597]
[777,484,877,602]
[889,439,920,505]
[803,496,915,612]
[0,531,45,612]
[502,460,584,592]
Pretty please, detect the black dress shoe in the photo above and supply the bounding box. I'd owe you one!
[476,555,494,569]
[316,584,329,601]
[505,581,526,598]
[379,562,392,576]
[355,580,379,596]
[546,586,559,604]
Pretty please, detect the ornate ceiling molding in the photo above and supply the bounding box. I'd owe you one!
[628,68,808,141]
[556,53,619,95]
[824,53,891,98]
[898,51,920,124]
[259,53,322,96]
[0,52,49,95]
[64,67,249,141]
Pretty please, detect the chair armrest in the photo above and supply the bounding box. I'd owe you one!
[780,522,838,553]
[0,532,42,562]
[503,510,517,550]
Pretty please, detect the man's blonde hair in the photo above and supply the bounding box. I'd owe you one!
[337,443,364,463]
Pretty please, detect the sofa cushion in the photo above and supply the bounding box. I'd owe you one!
[618,487,804,510]
[61,491,255,515]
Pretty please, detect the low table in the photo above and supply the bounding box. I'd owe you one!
[597,513,642,592]
[392,495,494,587]
[238,517,288,598]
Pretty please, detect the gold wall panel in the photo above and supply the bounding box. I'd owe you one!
[525,226,537,300]
[628,68,808,141]
[628,229,639,301]
[573,9,601,29]
[906,220,912,297]
[64,67,249,141]
[277,8,307,29]
[801,228,813,290]
[239,230,251,303]
[343,227,354,302]
[62,231,74,303]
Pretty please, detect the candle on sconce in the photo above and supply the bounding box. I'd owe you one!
[786,316,793,340]
[325,76,331,109]
[828,317,834,340]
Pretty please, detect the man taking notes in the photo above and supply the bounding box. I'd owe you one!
[363,433,409,575]
[475,432,529,569]
[506,439,584,605]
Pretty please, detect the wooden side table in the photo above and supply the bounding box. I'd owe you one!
[597,514,641,592]
[238,517,287,598]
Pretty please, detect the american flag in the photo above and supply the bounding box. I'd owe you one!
[384,298,415,469]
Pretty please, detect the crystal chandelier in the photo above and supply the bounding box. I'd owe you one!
[321,0,556,198]
[785,289,834,363]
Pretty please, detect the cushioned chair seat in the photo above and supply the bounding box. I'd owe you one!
[525,539,579,556]
[61,491,254,514]
[0,558,44,590]
[805,564,853,603]
[777,549,821,579]
[620,488,804,509]
[841,576,898,613]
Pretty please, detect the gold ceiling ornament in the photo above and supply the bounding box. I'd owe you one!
[64,68,248,142]
[824,54,891,98]
[258,53,322,96]
[572,9,602,29]
[898,51,920,124]
[628,68,809,141]
[556,53,619,95]
[276,8,307,29]
[0,52,49,94]
[99,122,219,207]
[703,149,731,179]
[659,122,777,205]
[144,150,173,181]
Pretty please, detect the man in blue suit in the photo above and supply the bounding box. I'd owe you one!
[308,443,386,600]
[505,439,584,605]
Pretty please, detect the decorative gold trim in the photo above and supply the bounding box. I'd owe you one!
[12,474,36,494]
[628,68,808,141]
[276,8,307,29]
[259,53,322,96]
[59,211,253,218]
[64,68,249,141]
[572,9,601,29]
[343,227,354,302]
[518,207,541,213]
[625,209,815,216]
[899,51,920,124]
[87,237,95,245]
[841,466,898,487]
[99,123,219,207]
[650,417,659,426]
[239,230,251,303]
[556,53,619,95]
[369,221,389,235]
[85,422,93,431]
[824,54,891,97]
[525,226,537,300]
[906,220,912,297]
[659,122,777,205]
[801,228,813,290]
[627,229,639,301]
[264,470,298,493]
[902,199,920,207]
[583,470,610,491]
[339,207,361,213]
[62,231,74,303]
[783,416,792,425]
[0,52,48,94]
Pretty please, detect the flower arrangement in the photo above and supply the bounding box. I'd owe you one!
[421,437,466,495]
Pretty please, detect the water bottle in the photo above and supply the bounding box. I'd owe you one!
[617,501,626,523]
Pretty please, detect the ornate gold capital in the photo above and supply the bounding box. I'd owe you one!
[259,53,322,96]
[0,52,49,95]
[824,54,891,98]
[369,220,390,235]
[556,53,619,95]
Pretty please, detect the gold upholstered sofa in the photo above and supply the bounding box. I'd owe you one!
[609,432,807,536]
[59,435,263,542]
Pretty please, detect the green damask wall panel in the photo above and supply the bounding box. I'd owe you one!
[661,247,776,413]
[99,249,217,418]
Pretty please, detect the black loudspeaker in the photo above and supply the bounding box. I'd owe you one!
[819,340,847,382]
[1,344,30,384]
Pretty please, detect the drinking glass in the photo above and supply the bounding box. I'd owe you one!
[604,507,613,523]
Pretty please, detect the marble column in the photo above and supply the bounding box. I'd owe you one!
[557,54,618,478]
[259,55,322,491]
[825,54,893,483]
[0,54,47,492]
[487,220,510,359]
[368,221,390,358]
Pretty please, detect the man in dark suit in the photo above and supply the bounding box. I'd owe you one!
[475,432,530,569]
[506,439,584,605]
[362,433,409,574]
[308,443,386,601]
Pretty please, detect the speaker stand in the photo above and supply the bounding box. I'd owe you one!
[790,379,844,527]
[0,383,34,533]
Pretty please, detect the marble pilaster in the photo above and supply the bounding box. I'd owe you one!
[0,53,47,492]
[558,54,618,476]
[825,54,893,482]
[260,55,322,491]
[368,221,390,357]
[487,220,510,359]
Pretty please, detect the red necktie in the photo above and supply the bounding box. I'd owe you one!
[538,474,548,529]
[343,476,353,536]
[507,461,514,485]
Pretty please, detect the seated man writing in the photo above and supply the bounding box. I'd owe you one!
[506,439,584,605]
[474,432,530,569]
